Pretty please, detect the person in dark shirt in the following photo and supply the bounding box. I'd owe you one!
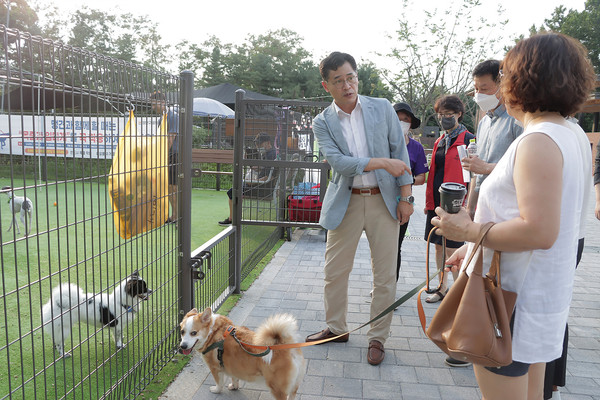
[393,102,428,282]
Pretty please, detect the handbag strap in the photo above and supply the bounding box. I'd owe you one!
[417,221,495,335]
[461,221,495,275]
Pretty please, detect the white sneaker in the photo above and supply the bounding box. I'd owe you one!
[550,390,561,400]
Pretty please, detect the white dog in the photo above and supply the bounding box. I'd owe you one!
[2,186,33,235]
[41,272,152,358]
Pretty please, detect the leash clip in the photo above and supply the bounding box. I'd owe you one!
[224,325,235,338]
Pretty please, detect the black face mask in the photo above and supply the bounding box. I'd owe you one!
[440,116,456,131]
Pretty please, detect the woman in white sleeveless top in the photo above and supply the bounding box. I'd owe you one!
[431,33,596,399]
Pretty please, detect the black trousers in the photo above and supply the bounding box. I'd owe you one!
[396,219,410,282]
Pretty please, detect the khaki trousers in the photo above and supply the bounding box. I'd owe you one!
[323,193,399,343]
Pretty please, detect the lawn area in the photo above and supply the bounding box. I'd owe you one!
[0,178,259,399]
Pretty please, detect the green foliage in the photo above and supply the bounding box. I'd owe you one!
[32,3,170,70]
[357,61,394,101]
[177,29,325,99]
[384,0,510,132]
[0,0,41,34]
[192,124,211,148]
[531,0,600,71]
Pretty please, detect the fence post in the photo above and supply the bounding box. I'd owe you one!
[179,70,194,316]
[231,89,245,294]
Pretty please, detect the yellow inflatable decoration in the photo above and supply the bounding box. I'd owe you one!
[108,110,169,239]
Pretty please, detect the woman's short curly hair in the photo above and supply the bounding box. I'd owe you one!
[501,32,596,117]
[434,95,466,123]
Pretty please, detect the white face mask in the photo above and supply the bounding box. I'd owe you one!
[474,91,500,112]
[399,121,411,136]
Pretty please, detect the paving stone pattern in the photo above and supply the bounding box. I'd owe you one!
[161,184,600,400]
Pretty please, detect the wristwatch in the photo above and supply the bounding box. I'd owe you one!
[397,195,415,205]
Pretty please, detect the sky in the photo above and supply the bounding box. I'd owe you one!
[54,0,585,71]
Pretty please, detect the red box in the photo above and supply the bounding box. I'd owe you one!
[288,195,322,222]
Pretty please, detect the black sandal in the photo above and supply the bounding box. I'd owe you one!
[425,288,448,303]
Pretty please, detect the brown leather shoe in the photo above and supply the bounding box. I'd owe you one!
[305,328,349,344]
[367,340,385,365]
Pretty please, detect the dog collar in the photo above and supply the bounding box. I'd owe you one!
[122,304,134,313]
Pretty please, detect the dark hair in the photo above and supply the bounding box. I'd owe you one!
[319,52,357,81]
[149,91,166,101]
[434,95,466,122]
[255,132,271,145]
[501,32,596,117]
[472,59,501,82]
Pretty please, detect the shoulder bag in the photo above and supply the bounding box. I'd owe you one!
[417,222,518,367]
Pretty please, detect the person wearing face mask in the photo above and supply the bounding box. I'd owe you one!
[437,60,526,369]
[461,60,523,220]
[432,32,594,399]
[218,133,276,226]
[393,102,428,282]
[423,95,474,305]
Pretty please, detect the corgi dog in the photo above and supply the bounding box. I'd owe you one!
[179,307,305,400]
[41,272,152,357]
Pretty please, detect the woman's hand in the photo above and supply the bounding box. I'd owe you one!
[431,207,480,243]
[444,245,468,273]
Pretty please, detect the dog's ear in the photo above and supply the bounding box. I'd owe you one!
[200,307,212,323]
[184,308,198,318]
[124,277,146,297]
[131,270,139,278]
[1,186,11,192]
[124,279,137,297]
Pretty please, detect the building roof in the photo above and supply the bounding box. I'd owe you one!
[193,83,279,108]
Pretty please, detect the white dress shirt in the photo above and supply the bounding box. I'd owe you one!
[333,98,377,188]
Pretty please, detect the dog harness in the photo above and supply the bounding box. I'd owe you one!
[201,326,272,367]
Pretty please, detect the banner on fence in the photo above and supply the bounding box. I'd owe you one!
[0,114,160,159]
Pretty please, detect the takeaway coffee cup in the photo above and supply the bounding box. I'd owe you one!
[439,182,467,214]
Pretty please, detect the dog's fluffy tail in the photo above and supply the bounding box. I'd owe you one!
[255,314,299,345]
[52,283,84,312]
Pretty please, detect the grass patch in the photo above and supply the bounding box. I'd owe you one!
[0,175,280,399]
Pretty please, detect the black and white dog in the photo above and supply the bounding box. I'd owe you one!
[41,272,152,358]
[2,186,33,236]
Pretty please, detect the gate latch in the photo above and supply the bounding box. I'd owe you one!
[190,250,211,280]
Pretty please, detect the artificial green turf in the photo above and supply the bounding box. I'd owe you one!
[0,180,248,399]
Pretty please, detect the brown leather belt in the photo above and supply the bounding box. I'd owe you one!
[351,187,380,195]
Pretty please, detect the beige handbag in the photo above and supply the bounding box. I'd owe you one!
[417,222,518,367]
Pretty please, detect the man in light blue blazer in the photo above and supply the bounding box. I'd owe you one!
[305,52,414,365]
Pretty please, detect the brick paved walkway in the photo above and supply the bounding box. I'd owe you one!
[161,184,600,400]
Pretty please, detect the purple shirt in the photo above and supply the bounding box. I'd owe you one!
[407,137,429,177]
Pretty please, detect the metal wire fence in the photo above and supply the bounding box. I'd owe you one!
[0,25,331,400]
[0,26,183,400]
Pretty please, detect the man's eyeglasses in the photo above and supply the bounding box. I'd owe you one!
[437,112,456,118]
[329,74,358,88]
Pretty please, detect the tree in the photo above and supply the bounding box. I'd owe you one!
[357,61,394,101]
[531,0,600,70]
[68,7,116,55]
[529,0,599,132]
[0,0,40,35]
[178,29,323,99]
[384,0,510,133]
